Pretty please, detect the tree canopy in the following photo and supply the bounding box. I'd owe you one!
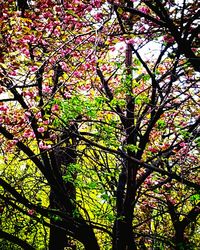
[0,0,199,249]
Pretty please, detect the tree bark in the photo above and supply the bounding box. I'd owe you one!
[49,124,78,250]
[113,219,137,250]
[174,228,187,250]
[49,191,67,250]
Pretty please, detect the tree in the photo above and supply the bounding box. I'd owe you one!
[0,0,199,249]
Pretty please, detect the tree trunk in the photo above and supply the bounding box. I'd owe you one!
[75,222,100,250]
[113,219,137,250]
[49,223,67,250]
[174,229,188,250]
[49,190,67,250]
[48,125,78,249]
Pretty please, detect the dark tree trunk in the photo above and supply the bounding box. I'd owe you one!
[49,190,67,250]
[77,225,100,250]
[174,228,189,250]
[113,219,137,250]
[49,223,67,250]
[112,149,138,250]
[49,124,78,250]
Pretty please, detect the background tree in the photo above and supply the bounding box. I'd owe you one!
[0,0,199,249]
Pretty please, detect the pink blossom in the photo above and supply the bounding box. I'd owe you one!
[54,29,60,36]
[23,91,34,98]
[86,5,93,12]
[74,71,82,78]
[75,23,83,29]
[21,48,30,57]
[93,13,103,21]
[43,120,49,125]
[60,62,68,71]
[64,92,72,98]
[39,141,51,150]
[50,133,57,141]
[84,63,91,70]
[12,139,18,145]
[35,112,42,119]
[179,142,186,147]
[29,66,38,72]
[144,176,152,185]
[23,130,35,138]
[43,86,52,93]
[23,35,36,43]
[192,48,197,52]
[126,38,135,45]
[43,11,53,18]
[110,46,116,52]
[0,105,8,112]
[101,65,107,71]
[28,209,35,216]
[78,84,90,91]
[9,70,17,76]
[52,104,59,112]
[39,141,44,149]
[148,146,158,153]
[92,0,101,8]
[41,39,48,46]
[163,35,175,44]
[54,6,62,13]
[37,127,45,133]
[139,6,150,14]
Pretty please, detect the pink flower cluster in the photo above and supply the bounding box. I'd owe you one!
[163,35,175,44]
[139,6,150,14]
[39,141,51,150]
[27,209,35,216]
[51,104,59,112]
[23,129,35,139]
[37,127,45,133]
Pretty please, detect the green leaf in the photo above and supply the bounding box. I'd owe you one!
[88,181,97,189]
[52,215,62,222]
[124,144,140,153]
[190,194,200,201]
[101,193,109,201]
[157,119,166,129]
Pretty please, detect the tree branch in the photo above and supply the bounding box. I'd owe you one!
[0,230,34,250]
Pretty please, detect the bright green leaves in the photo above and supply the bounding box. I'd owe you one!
[62,163,81,184]
[135,95,149,105]
[194,137,200,147]
[121,73,133,95]
[124,144,140,153]
[190,193,200,202]
[179,129,191,140]
[156,119,166,130]
[58,95,107,122]
[61,96,83,120]
[87,181,98,189]
[94,121,120,148]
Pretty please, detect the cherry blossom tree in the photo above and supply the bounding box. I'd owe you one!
[0,0,199,249]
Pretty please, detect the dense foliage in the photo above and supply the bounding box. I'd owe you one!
[0,0,199,249]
